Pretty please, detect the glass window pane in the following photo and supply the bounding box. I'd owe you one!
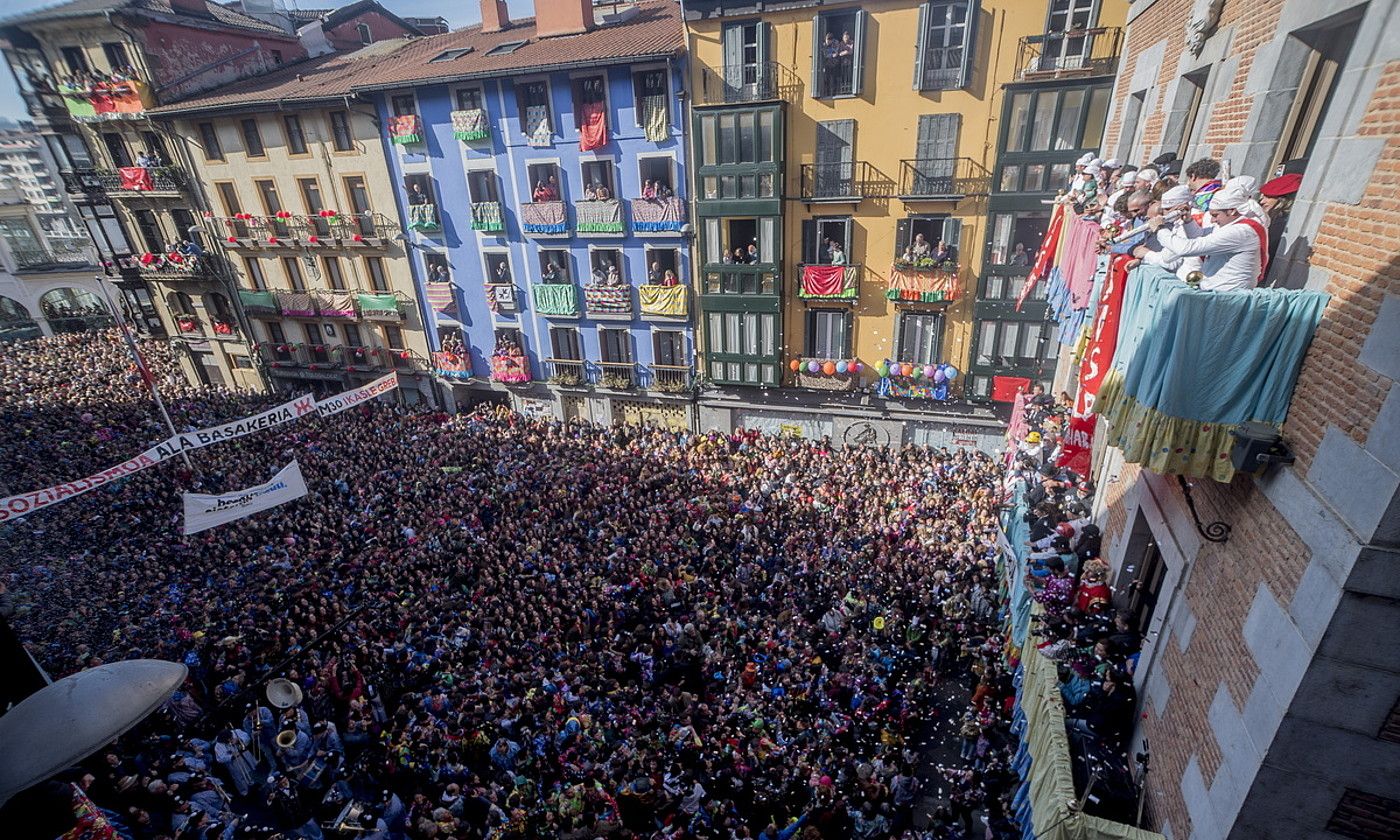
[999,165,1021,192]
[1020,323,1041,359]
[1082,87,1110,151]
[761,314,775,355]
[761,273,776,295]
[1024,164,1046,192]
[740,175,756,196]
[999,322,1020,358]
[758,111,774,161]
[708,313,723,348]
[1054,89,1085,151]
[760,218,775,260]
[701,115,717,166]
[738,112,756,162]
[728,362,740,380]
[976,321,996,365]
[759,173,775,197]
[989,214,1013,264]
[705,219,720,263]
[1029,91,1058,150]
[719,114,737,163]
[1005,93,1031,152]
[984,275,1005,299]
[711,360,724,379]
[705,272,721,293]
[746,363,759,382]
[743,315,759,355]
[704,176,719,200]
[725,313,741,353]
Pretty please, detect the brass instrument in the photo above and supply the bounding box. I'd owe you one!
[1185,270,1205,288]
[266,677,303,709]
[276,728,299,749]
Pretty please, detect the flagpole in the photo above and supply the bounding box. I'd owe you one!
[95,278,194,469]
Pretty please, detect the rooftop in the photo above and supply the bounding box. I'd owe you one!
[148,0,683,115]
[1,0,293,37]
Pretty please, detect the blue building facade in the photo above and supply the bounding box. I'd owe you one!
[373,53,695,428]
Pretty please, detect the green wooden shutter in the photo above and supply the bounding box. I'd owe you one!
[852,11,868,95]
[895,218,912,261]
[942,218,962,262]
[959,1,980,90]
[811,15,823,98]
[801,219,817,265]
[722,24,744,98]
[914,2,930,90]
[916,113,962,190]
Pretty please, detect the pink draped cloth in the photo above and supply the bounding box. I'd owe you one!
[1060,218,1103,310]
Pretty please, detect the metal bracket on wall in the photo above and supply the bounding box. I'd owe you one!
[1177,475,1231,543]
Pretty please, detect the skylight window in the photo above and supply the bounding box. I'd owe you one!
[430,47,475,63]
[485,40,528,56]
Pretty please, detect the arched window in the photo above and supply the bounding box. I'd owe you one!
[39,287,111,334]
[0,295,41,342]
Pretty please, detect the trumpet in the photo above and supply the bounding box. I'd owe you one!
[1110,210,1185,243]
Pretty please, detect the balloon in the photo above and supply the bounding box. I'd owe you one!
[924,365,937,379]
[807,361,820,373]
[943,365,959,381]
[835,361,848,374]
[933,367,947,384]
[854,362,864,373]
[901,363,914,377]
[822,361,836,375]
[873,616,886,630]
[876,363,889,377]
[789,359,801,372]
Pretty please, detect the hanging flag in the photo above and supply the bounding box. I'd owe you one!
[1076,254,1133,416]
[1057,412,1097,476]
[1015,202,1067,312]
[182,461,308,535]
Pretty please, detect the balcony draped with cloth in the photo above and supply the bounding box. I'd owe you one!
[1092,267,1328,482]
[521,201,568,235]
[356,293,402,320]
[887,264,961,303]
[630,197,685,233]
[798,265,859,301]
[584,285,631,316]
[578,101,608,151]
[638,284,687,317]
[276,292,317,318]
[576,200,624,234]
[491,354,531,383]
[471,202,503,232]
[314,292,357,319]
[432,351,473,380]
[450,109,489,141]
[388,115,423,145]
[641,95,669,142]
[118,167,154,192]
[61,80,153,121]
[407,204,440,231]
[237,290,278,317]
[530,283,580,317]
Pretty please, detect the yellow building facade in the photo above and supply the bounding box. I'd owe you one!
[153,88,438,404]
[684,0,1117,446]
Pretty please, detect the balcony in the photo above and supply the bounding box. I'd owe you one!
[796,264,860,303]
[799,162,891,202]
[344,344,384,373]
[258,341,304,369]
[638,284,688,318]
[356,291,409,321]
[576,199,624,235]
[212,212,397,248]
[583,284,633,319]
[530,282,580,317]
[792,358,861,392]
[300,343,345,371]
[696,61,801,106]
[9,240,93,270]
[544,358,588,386]
[470,201,503,233]
[597,361,637,390]
[173,314,203,336]
[898,158,992,200]
[1090,266,1327,482]
[490,352,532,384]
[237,289,279,317]
[58,79,154,122]
[134,251,211,280]
[63,166,185,197]
[407,203,441,232]
[520,201,568,236]
[20,90,72,123]
[1013,28,1123,82]
[432,350,474,380]
[650,364,692,393]
[450,108,490,142]
[887,261,962,304]
[485,282,519,313]
[388,114,423,145]
[629,196,686,233]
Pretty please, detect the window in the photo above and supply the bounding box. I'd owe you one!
[704,311,779,385]
[456,87,484,110]
[721,21,771,98]
[550,326,582,360]
[198,122,223,161]
[1272,14,1359,174]
[538,249,570,283]
[241,118,265,157]
[800,217,852,265]
[988,211,1050,266]
[897,312,944,365]
[973,319,1054,366]
[580,160,615,199]
[102,133,131,168]
[241,256,266,290]
[644,247,679,283]
[282,256,306,291]
[895,216,961,263]
[813,119,855,198]
[101,42,129,71]
[132,209,162,252]
[487,40,528,56]
[916,1,974,91]
[812,10,867,97]
[432,48,475,63]
[364,256,388,292]
[302,322,321,345]
[283,114,308,155]
[256,179,287,234]
[804,309,851,359]
[1120,511,1167,637]
[702,216,777,267]
[571,74,606,129]
[1116,90,1146,164]
[328,110,354,151]
[465,170,498,204]
[270,50,283,65]
[298,177,326,234]
[382,324,405,349]
[654,330,685,366]
[485,252,512,284]
[1004,86,1109,155]
[980,273,1047,302]
[60,47,89,74]
[517,81,551,136]
[696,110,777,172]
[265,321,287,344]
[344,323,364,347]
[343,175,373,234]
[424,252,450,284]
[357,23,373,45]
[589,248,622,284]
[600,328,632,363]
[391,95,417,117]
[632,68,667,121]
[322,256,347,290]
[526,161,562,201]
[638,157,675,196]
[404,173,436,206]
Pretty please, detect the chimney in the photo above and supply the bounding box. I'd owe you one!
[534,0,595,39]
[480,0,511,33]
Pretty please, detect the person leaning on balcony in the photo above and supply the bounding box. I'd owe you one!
[1186,157,1223,218]
[1259,172,1302,269]
[746,243,759,263]
[1137,185,1203,280]
[1105,190,1153,254]
[903,233,932,262]
[1136,182,1267,291]
[532,181,553,203]
[661,269,679,287]
[826,238,846,265]
[408,183,430,206]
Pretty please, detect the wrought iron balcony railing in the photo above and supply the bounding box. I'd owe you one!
[62,166,185,196]
[800,162,893,202]
[597,361,637,390]
[697,61,801,106]
[544,358,588,386]
[1013,28,1123,82]
[898,157,992,200]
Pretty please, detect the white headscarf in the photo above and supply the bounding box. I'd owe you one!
[1160,185,1193,209]
[1135,168,1160,186]
[1222,176,1267,222]
[1076,153,1094,166]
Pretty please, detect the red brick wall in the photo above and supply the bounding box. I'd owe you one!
[324,12,418,52]
[137,20,305,101]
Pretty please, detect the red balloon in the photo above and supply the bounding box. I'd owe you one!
[789,359,801,371]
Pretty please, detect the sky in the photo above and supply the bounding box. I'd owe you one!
[0,0,538,122]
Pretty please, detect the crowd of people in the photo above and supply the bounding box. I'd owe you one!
[1055,151,1303,291]
[0,329,1050,840]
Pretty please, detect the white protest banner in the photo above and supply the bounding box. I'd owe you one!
[182,460,308,535]
[316,372,399,417]
[150,394,318,460]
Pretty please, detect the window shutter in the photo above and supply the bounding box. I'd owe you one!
[942,218,962,252]
[895,218,912,260]
[516,82,528,133]
[801,219,817,264]
[958,1,980,90]
[722,25,743,94]
[758,22,772,67]
[852,11,868,95]
[914,3,930,90]
[811,15,823,98]
[841,311,853,357]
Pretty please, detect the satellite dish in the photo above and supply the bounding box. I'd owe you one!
[0,659,186,806]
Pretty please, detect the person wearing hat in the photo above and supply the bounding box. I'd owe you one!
[1137,182,1268,291]
[1260,172,1302,269]
[1069,152,1095,193]
[1139,184,1204,279]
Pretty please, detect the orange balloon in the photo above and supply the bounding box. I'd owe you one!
[822,361,837,375]
[789,359,801,371]
[902,363,914,377]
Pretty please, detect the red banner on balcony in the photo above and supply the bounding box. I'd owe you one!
[1016,202,1066,311]
[1075,254,1132,416]
[118,166,153,192]
[1058,412,1097,476]
[801,265,846,297]
[991,375,1031,403]
[579,101,608,151]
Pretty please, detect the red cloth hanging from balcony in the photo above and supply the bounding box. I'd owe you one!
[801,265,846,297]
[991,375,1031,403]
[119,166,153,192]
[578,101,608,151]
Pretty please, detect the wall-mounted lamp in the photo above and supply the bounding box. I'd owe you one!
[1177,476,1231,543]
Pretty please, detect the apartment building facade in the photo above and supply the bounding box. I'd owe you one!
[0,185,114,342]
[0,126,89,248]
